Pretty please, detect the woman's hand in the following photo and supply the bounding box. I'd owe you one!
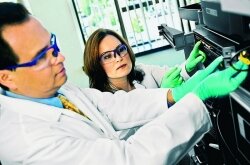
[161,67,183,88]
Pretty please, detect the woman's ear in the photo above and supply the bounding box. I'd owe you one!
[0,70,17,90]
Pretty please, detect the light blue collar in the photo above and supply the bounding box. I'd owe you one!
[5,91,63,108]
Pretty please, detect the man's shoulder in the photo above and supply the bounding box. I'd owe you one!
[61,82,80,91]
[60,82,99,95]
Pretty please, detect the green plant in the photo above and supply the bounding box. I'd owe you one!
[132,18,144,33]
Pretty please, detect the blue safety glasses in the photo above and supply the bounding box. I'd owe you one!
[6,33,60,70]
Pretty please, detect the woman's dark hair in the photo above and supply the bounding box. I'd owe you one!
[0,2,30,90]
[83,28,145,92]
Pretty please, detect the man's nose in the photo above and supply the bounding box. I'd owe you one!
[51,52,65,65]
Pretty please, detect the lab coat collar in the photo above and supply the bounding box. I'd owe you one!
[133,81,146,89]
[0,85,117,138]
[0,93,62,122]
[0,87,87,122]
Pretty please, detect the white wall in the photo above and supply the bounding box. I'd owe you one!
[27,0,89,87]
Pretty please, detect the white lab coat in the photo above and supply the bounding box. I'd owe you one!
[134,63,190,89]
[0,83,211,165]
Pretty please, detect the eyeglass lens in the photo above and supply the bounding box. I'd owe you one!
[51,34,60,57]
[116,45,127,56]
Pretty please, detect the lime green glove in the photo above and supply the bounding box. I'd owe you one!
[192,61,248,100]
[161,67,183,88]
[186,41,206,73]
[172,56,223,102]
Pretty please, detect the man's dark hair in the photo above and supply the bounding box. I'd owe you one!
[0,2,30,90]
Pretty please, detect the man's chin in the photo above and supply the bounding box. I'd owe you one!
[55,76,67,90]
[60,76,67,86]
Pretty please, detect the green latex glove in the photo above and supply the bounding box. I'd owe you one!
[172,56,223,102]
[161,67,183,88]
[192,61,248,100]
[186,41,206,73]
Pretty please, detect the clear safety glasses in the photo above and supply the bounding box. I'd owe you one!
[99,44,128,64]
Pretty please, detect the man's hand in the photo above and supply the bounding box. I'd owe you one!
[172,56,223,102]
[161,67,183,88]
[185,41,206,73]
[192,61,248,100]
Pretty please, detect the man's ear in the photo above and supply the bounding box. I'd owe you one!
[0,70,17,90]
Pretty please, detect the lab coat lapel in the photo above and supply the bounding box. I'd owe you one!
[60,88,117,138]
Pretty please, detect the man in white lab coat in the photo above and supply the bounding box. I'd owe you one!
[0,2,247,165]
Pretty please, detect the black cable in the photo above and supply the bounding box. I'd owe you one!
[216,110,237,160]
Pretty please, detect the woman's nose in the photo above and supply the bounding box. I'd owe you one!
[115,54,123,62]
